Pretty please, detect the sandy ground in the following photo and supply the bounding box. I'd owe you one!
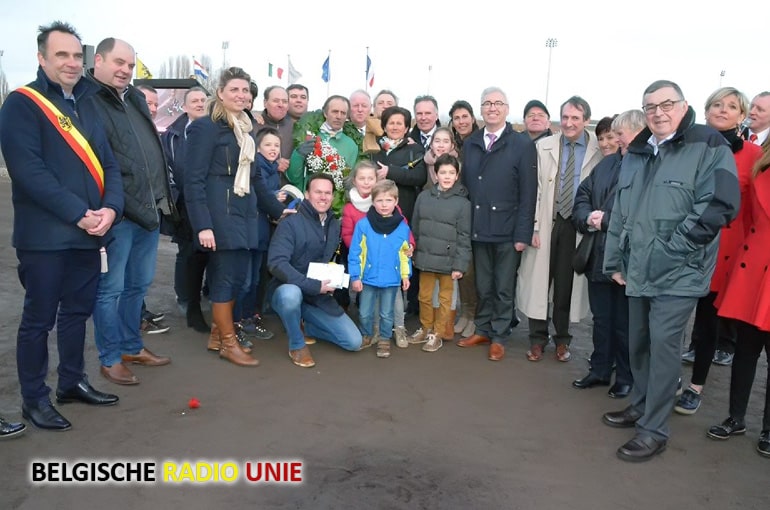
[0,174,767,509]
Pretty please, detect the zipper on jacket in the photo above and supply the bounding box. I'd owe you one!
[122,94,160,224]
[226,188,231,215]
[226,146,232,175]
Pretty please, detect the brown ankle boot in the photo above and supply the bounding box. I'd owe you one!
[211,300,253,357]
[207,323,220,351]
[219,332,259,367]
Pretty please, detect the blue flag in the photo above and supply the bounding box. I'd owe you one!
[321,56,330,83]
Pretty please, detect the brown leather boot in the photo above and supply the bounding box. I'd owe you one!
[220,331,259,366]
[213,301,258,366]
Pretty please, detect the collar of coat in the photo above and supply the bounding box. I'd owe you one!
[627,106,696,154]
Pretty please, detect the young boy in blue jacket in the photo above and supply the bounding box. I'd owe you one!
[349,180,412,358]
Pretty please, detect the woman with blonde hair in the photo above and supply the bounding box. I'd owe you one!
[185,67,286,367]
[676,87,762,415]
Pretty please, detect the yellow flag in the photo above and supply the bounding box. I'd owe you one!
[136,57,153,79]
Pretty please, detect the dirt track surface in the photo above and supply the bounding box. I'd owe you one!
[0,174,766,509]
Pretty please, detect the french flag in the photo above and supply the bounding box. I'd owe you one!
[366,55,374,88]
[194,60,209,80]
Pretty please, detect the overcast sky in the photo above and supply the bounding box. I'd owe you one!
[2,0,768,122]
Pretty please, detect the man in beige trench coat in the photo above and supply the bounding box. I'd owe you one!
[517,96,603,362]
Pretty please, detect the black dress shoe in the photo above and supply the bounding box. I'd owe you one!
[22,401,72,431]
[602,406,642,428]
[0,415,26,439]
[608,383,632,399]
[56,379,119,406]
[617,435,667,462]
[572,373,610,389]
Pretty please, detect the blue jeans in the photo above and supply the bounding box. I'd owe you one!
[359,285,398,339]
[93,219,159,366]
[234,249,264,321]
[271,284,362,351]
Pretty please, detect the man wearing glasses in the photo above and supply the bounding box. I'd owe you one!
[602,80,739,461]
[457,87,537,361]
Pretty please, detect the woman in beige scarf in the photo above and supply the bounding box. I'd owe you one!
[184,67,286,367]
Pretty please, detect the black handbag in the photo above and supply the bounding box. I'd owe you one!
[572,233,595,274]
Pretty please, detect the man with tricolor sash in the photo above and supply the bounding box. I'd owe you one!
[0,21,124,431]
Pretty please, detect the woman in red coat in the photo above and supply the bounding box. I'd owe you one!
[675,88,761,415]
[709,145,770,458]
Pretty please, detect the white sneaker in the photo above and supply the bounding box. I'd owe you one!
[408,328,428,345]
[422,333,443,352]
[394,327,409,348]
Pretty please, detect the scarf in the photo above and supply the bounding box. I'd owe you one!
[367,206,404,235]
[349,187,372,213]
[719,128,744,154]
[424,148,460,184]
[230,111,256,197]
[379,136,403,155]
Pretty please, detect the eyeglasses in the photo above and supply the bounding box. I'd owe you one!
[642,99,683,114]
[481,101,507,109]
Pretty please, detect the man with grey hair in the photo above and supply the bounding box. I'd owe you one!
[602,79,739,461]
[161,86,210,332]
[409,95,440,149]
[457,87,537,362]
[744,91,770,145]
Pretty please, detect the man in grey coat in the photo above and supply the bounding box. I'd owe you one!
[602,80,740,462]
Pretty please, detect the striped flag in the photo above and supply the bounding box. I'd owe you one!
[366,55,374,88]
[194,60,208,80]
[268,63,284,79]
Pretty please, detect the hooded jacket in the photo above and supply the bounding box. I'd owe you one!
[412,182,472,275]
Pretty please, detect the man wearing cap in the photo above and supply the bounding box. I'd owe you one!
[523,100,553,143]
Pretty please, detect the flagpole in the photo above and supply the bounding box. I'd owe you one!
[365,47,369,91]
[427,64,433,95]
[287,53,291,85]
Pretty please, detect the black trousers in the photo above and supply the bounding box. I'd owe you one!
[473,241,521,343]
[729,321,770,431]
[587,280,632,385]
[687,291,736,356]
[529,214,576,345]
[16,249,99,403]
[690,291,736,385]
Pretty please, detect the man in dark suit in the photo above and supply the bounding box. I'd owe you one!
[458,87,538,361]
[0,21,124,430]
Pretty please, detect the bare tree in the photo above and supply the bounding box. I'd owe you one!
[0,69,9,106]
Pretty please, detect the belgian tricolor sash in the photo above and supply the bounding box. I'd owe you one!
[16,86,105,197]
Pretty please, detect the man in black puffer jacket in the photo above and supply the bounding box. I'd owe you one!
[85,37,175,386]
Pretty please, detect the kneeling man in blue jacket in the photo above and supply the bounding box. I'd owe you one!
[268,174,363,368]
